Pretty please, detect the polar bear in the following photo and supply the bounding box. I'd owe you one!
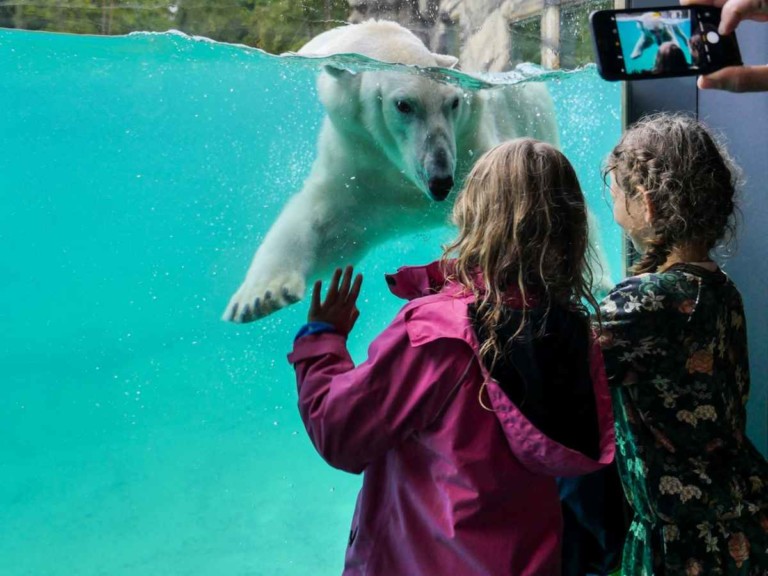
[223,20,562,323]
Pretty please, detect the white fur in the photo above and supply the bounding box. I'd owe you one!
[223,20,567,322]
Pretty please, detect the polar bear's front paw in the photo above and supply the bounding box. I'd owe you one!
[222,272,306,323]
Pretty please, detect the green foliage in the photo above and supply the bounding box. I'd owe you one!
[561,0,612,68]
[244,0,349,53]
[0,0,606,66]
[508,0,612,69]
[0,0,349,54]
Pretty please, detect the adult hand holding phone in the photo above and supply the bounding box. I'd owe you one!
[683,0,768,91]
[590,6,742,81]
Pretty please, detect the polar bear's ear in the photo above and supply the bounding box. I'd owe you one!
[432,53,459,69]
[324,65,356,80]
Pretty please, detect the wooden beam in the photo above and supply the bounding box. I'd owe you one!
[506,0,594,23]
[541,3,561,68]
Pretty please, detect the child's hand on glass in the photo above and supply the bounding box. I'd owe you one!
[309,266,363,336]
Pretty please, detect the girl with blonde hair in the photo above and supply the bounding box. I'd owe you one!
[288,138,615,575]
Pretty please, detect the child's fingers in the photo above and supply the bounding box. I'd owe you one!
[348,273,364,303]
[339,265,353,297]
[310,279,322,313]
[326,268,343,302]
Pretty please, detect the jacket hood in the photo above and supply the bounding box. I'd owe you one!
[385,259,539,305]
[386,261,615,477]
[385,260,451,300]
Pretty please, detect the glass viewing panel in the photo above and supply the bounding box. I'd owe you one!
[0,1,622,574]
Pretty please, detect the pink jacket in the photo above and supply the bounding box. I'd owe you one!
[288,262,615,576]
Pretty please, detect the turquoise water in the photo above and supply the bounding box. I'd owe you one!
[0,29,621,576]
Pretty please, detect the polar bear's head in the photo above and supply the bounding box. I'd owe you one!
[303,20,470,202]
[320,68,471,202]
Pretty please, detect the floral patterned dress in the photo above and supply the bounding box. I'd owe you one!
[599,264,768,576]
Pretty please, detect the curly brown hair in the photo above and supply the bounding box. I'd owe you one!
[603,113,741,274]
[442,138,597,369]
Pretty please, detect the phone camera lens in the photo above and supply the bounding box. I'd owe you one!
[706,30,720,44]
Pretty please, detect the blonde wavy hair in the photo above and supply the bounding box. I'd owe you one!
[442,138,597,368]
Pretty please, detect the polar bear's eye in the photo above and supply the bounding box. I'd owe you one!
[395,100,413,114]
[451,97,460,110]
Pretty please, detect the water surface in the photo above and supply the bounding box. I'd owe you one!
[0,29,622,576]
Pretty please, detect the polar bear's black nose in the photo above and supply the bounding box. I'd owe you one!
[428,176,454,201]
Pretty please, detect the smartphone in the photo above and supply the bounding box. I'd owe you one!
[590,5,742,81]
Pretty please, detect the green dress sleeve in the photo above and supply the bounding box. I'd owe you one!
[598,273,674,389]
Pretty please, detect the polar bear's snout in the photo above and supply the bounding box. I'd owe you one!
[427,175,454,201]
[424,141,456,201]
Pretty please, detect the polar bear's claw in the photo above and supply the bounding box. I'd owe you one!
[282,288,300,304]
[223,272,306,323]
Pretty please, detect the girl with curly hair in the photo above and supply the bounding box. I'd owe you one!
[600,113,768,574]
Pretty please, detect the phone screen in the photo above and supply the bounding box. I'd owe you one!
[591,5,742,81]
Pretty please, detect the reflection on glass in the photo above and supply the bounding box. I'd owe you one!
[0,2,622,574]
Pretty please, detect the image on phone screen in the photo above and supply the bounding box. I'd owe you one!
[619,10,703,74]
[590,5,742,81]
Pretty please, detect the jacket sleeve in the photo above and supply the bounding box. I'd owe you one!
[287,309,473,473]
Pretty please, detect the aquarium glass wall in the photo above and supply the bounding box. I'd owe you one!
[0,2,622,574]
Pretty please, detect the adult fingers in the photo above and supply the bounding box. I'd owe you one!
[698,65,768,92]
[680,0,725,6]
[719,0,743,34]
[719,0,768,34]
[326,268,343,303]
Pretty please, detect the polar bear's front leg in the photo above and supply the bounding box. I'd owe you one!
[587,211,615,301]
[223,194,318,323]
